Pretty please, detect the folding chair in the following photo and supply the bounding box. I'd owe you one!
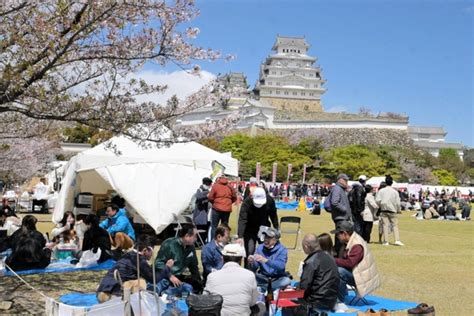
[344,281,369,306]
[279,216,301,249]
[273,289,305,314]
[174,214,206,248]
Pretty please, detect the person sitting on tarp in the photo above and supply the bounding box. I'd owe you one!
[51,211,77,243]
[247,226,291,291]
[332,221,380,303]
[4,215,52,271]
[299,233,339,312]
[205,243,263,316]
[80,214,112,263]
[97,235,173,303]
[154,223,202,295]
[100,204,135,250]
[201,225,230,284]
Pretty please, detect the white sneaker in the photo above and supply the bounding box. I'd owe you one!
[394,241,405,246]
[334,302,348,312]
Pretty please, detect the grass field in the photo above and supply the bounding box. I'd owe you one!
[18,210,474,315]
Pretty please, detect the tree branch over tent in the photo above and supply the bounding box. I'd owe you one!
[0,0,238,144]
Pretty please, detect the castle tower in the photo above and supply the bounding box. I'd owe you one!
[255,35,326,112]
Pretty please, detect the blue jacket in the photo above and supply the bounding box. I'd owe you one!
[250,241,288,278]
[201,240,224,277]
[99,209,136,241]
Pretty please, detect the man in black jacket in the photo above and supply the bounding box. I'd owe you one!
[299,233,339,311]
[348,175,367,237]
[237,187,278,265]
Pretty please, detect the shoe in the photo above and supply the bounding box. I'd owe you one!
[394,241,404,246]
[408,303,435,315]
[382,242,389,246]
[334,302,348,312]
[379,308,390,316]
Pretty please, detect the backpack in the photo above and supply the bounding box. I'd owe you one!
[186,292,223,316]
[323,192,332,212]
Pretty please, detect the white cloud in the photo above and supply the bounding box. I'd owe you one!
[324,106,348,113]
[130,70,216,105]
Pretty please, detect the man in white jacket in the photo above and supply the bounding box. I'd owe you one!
[205,243,263,316]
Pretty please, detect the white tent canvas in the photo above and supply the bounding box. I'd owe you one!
[53,136,238,233]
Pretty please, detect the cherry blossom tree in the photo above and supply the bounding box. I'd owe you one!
[0,138,60,182]
[0,0,236,145]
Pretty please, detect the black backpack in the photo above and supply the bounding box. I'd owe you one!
[186,292,223,316]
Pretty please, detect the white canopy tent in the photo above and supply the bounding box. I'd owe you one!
[53,136,238,233]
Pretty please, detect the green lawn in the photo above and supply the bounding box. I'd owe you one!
[34,209,474,315]
[228,208,474,315]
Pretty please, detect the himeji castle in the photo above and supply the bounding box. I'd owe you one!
[176,35,465,159]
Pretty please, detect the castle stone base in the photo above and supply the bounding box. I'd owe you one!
[260,97,323,112]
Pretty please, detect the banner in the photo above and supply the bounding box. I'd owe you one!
[256,162,261,182]
[272,162,278,183]
[302,164,307,183]
[211,160,226,182]
[287,163,292,182]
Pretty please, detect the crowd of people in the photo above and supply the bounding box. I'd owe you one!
[0,172,472,315]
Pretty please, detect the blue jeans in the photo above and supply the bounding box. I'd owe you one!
[256,273,292,291]
[151,279,194,296]
[338,267,356,302]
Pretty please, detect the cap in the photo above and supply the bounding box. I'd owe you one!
[337,174,350,181]
[359,175,367,181]
[221,243,245,257]
[249,177,258,183]
[330,221,354,234]
[252,187,267,206]
[262,227,281,239]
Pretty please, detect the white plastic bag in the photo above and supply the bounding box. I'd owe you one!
[130,291,162,316]
[76,248,101,268]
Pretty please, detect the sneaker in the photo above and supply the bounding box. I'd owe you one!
[382,242,389,246]
[394,241,405,246]
[334,302,348,312]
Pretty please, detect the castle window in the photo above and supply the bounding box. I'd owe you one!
[272,71,276,75]
[309,73,313,77]
[292,91,297,95]
[284,91,289,95]
[276,90,280,95]
[298,50,300,53]
[301,92,305,96]
[269,90,272,94]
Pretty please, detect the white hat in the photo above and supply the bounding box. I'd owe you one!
[359,175,367,181]
[252,187,267,207]
[221,243,245,257]
[249,177,258,183]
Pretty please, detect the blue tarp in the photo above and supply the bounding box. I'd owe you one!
[4,258,115,276]
[59,291,417,315]
[275,201,313,210]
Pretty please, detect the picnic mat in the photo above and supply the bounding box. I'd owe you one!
[276,201,313,210]
[59,291,417,315]
[5,258,115,276]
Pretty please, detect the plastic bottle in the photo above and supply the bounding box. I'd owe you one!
[265,278,273,312]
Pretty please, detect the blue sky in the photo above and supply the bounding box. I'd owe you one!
[159,0,474,146]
